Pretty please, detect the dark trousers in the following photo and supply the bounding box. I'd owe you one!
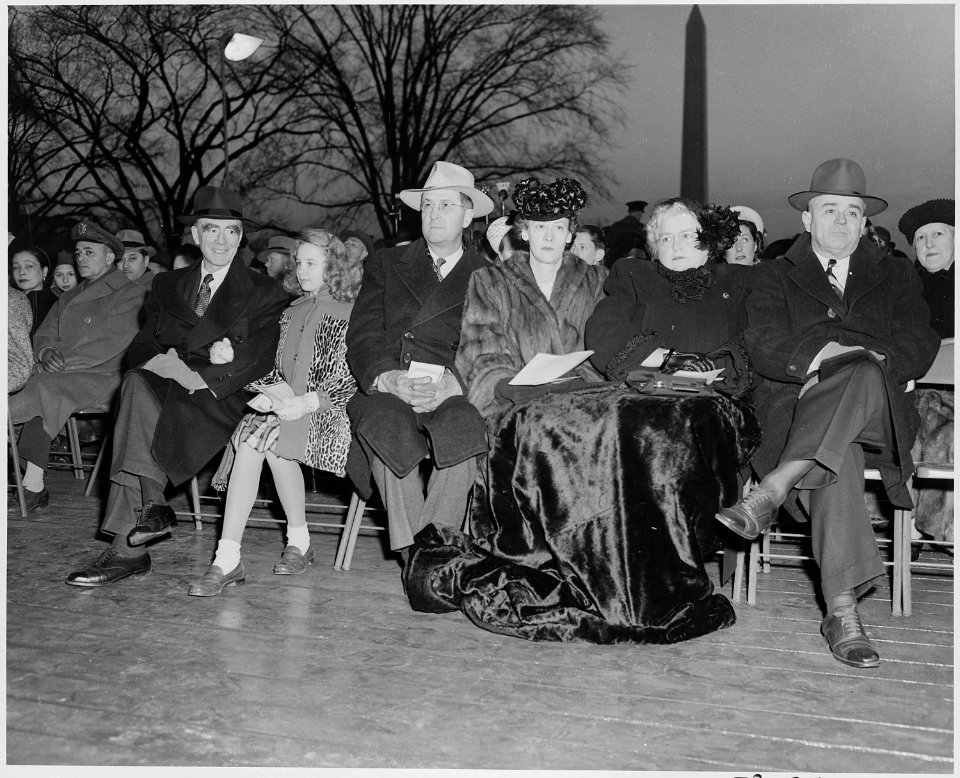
[780,359,892,601]
[100,372,167,538]
[17,417,52,471]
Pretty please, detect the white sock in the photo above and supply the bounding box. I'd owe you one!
[286,524,310,554]
[22,463,45,492]
[212,539,241,572]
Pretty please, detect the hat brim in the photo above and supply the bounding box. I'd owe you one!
[788,190,887,217]
[398,186,495,218]
[177,211,260,231]
[122,244,157,258]
[257,248,291,262]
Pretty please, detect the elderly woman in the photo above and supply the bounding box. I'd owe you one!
[898,199,954,547]
[404,190,756,645]
[723,205,765,266]
[192,228,363,596]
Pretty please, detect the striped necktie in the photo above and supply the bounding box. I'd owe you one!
[825,259,843,300]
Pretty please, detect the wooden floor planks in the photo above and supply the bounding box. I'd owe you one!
[6,469,955,771]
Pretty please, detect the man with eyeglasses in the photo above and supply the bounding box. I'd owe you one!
[65,187,288,588]
[9,220,149,512]
[346,161,494,560]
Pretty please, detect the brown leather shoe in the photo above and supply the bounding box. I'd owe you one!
[273,546,315,575]
[821,606,880,668]
[127,502,177,546]
[188,562,246,597]
[715,488,778,539]
[65,548,151,587]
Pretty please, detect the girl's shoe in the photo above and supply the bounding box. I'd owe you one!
[188,561,245,596]
[273,546,315,575]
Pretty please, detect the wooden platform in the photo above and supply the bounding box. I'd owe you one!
[6,468,954,771]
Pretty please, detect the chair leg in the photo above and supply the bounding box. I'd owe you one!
[8,410,28,519]
[190,476,203,531]
[66,416,84,480]
[747,535,762,605]
[334,493,366,571]
[892,509,904,616]
[83,427,110,497]
[897,508,913,617]
[761,530,772,573]
[731,546,745,604]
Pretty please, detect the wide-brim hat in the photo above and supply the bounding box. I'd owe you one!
[340,230,375,259]
[730,205,765,235]
[71,220,125,260]
[788,158,887,216]
[898,198,955,245]
[257,235,297,263]
[177,185,260,230]
[116,229,157,258]
[398,161,494,217]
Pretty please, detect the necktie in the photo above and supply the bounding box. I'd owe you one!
[825,259,844,300]
[194,273,214,317]
[433,256,446,282]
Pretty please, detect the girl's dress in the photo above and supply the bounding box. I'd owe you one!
[213,287,357,488]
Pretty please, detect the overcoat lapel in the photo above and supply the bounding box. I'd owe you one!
[183,259,253,351]
[167,265,203,325]
[844,245,886,309]
[785,237,848,314]
[406,243,486,330]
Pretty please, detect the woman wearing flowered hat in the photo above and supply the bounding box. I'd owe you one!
[403,188,753,646]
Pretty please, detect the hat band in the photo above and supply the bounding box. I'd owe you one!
[192,207,246,220]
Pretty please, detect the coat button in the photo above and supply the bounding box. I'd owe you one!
[789,364,797,372]
[84,316,91,324]
[153,331,160,338]
[404,331,414,339]
[722,292,730,299]
[402,354,412,365]
[827,308,837,319]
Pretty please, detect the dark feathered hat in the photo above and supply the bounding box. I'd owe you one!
[512,177,588,221]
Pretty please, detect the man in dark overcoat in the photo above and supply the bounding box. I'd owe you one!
[10,221,148,512]
[345,161,492,554]
[717,158,939,668]
[66,187,288,587]
[605,199,647,263]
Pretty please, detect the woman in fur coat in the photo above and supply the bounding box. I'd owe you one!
[190,229,362,596]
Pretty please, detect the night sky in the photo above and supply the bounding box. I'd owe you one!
[587,3,955,249]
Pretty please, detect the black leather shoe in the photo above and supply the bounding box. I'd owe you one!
[715,488,778,539]
[821,606,880,668]
[127,502,177,546]
[65,549,151,587]
[10,487,49,514]
[188,562,246,597]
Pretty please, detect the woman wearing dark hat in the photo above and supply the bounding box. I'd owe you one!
[403,187,751,646]
[10,247,57,336]
[899,198,954,339]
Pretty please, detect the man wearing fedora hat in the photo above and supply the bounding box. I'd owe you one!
[116,229,157,287]
[716,158,939,667]
[256,235,297,280]
[345,160,493,556]
[9,219,150,512]
[66,186,288,587]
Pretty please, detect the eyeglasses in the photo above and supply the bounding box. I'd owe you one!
[74,248,100,259]
[421,200,466,215]
[655,231,698,249]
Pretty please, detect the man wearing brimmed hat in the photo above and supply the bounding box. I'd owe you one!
[9,219,149,513]
[716,158,939,668]
[346,160,493,557]
[899,198,954,338]
[66,186,288,588]
[256,235,297,280]
[116,229,157,287]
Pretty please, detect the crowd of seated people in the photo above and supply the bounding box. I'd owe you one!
[7,156,952,670]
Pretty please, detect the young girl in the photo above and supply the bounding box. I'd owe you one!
[189,228,363,596]
[52,253,79,295]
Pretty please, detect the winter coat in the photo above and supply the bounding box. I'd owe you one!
[9,266,148,436]
[455,251,607,421]
[745,233,940,505]
[124,258,288,486]
[8,288,33,394]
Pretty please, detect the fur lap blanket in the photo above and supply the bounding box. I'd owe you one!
[910,388,954,542]
[403,384,760,644]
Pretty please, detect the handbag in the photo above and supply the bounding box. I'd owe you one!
[624,369,716,397]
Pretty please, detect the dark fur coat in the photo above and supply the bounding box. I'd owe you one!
[404,384,760,644]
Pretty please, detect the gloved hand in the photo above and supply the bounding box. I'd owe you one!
[274,391,332,421]
[660,350,716,374]
[209,338,235,365]
[142,348,207,393]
